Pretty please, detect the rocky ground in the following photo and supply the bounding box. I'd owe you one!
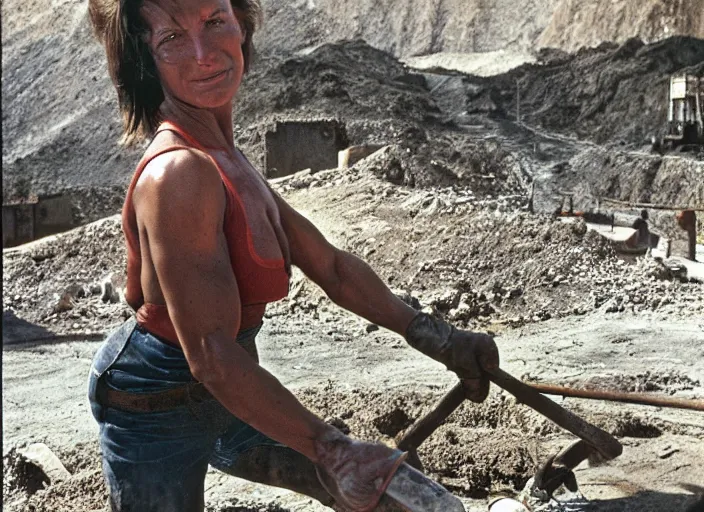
[3,162,704,511]
[3,0,704,510]
[4,310,704,512]
[4,163,703,342]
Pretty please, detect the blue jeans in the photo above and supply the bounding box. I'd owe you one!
[88,319,281,512]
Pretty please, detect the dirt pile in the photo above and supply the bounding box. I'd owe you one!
[1,0,142,201]
[269,167,704,334]
[4,0,703,224]
[2,26,531,214]
[2,216,131,340]
[235,40,536,191]
[537,147,704,214]
[4,163,702,340]
[296,381,702,500]
[538,0,704,53]
[462,36,704,146]
[2,443,106,512]
[296,385,551,498]
[3,449,51,500]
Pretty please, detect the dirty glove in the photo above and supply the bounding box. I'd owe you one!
[315,429,407,512]
[405,312,500,402]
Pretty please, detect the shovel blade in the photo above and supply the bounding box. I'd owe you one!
[384,463,465,512]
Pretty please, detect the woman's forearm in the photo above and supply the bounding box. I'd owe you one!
[326,250,418,336]
[193,333,332,463]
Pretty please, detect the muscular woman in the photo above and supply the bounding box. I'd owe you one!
[86,0,500,510]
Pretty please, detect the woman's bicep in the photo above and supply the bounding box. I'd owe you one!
[134,150,242,345]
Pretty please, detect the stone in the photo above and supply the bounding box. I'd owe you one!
[657,445,679,459]
[54,291,75,313]
[18,443,71,483]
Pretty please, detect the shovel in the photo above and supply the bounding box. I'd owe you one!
[384,462,466,511]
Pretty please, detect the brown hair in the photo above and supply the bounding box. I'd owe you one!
[88,0,262,145]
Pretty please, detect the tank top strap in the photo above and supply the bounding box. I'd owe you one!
[157,120,206,150]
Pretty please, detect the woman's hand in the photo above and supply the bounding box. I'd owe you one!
[404,313,500,402]
[315,429,407,512]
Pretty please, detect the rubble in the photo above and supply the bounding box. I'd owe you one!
[17,443,71,484]
[4,163,702,339]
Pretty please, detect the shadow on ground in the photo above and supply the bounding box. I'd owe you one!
[2,309,56,345]
[586,488,704,512]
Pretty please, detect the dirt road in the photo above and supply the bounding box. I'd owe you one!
[4,311,703,511]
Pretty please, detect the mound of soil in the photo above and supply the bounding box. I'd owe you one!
[463,36,704,146]
[554,147,704,207]
[2,442,106,512]
[2,216,130,338]
[297,385,549,497]
[3,449,51,499]
[278,167,703,325]
[5,163,701,340]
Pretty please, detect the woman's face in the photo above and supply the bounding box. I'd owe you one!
[140,0,245,110]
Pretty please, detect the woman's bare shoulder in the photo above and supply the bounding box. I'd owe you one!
[134,144,222,205]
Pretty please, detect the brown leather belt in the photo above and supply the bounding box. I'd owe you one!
[102,382,213,413]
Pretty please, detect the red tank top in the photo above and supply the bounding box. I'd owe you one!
[122,121,290,345]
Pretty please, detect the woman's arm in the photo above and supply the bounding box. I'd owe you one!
[273,192,418,336]
[133,152,409,511]
[274,190,500,403]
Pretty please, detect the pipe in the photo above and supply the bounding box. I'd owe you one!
[526,382,704,412]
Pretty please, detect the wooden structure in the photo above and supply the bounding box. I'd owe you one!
[264,119,348,179]
[2,194,74,248]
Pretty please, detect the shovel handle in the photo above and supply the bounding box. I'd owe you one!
[397,382,465,452]
[488,367,623,460]
[398,368,623,461]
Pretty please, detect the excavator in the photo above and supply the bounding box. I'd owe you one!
[652,73,704,153]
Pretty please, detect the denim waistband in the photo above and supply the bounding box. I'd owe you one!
[106,323,262,393]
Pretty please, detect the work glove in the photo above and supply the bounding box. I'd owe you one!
[315,429,407,512]
[405,312,500,402]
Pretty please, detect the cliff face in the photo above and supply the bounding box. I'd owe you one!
[258,0,559,57]
[309,0,560,55]
[258,0,704,58]
[537,0,704,52]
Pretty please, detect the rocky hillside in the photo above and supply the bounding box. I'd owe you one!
[259,0,559,57]
[3,0,703,218]
[259,0,704,58]
[463,36,704,146]
[538,0,704,52]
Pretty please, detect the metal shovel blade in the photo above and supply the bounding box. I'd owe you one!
[385,463,465,512]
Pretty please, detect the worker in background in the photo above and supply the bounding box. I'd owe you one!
[631,209,651,248]
[86,0,500,510]
[677,209,697,261]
